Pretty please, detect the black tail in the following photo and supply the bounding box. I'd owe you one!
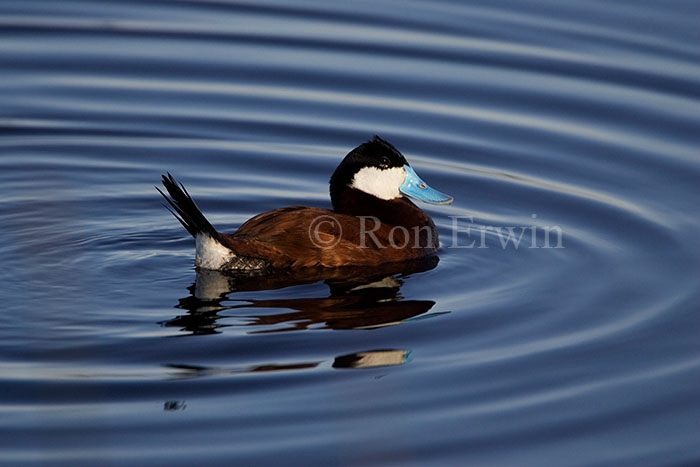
[157,173,220,240]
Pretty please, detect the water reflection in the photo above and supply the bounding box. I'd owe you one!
[162,257,440,335]
[164,349,410,379]
[164,361,321,378]
[334,350,410,369]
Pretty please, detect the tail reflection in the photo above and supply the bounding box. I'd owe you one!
[162,257,439,335]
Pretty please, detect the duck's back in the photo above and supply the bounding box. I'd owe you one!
[223,206,436,269]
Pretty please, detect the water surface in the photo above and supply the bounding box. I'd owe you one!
[1,1,699,466]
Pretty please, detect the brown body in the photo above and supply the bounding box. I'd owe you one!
[219,198,439,269]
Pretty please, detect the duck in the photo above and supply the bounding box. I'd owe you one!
[158,136,453,271]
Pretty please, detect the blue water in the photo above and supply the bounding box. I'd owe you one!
[1,1,699,465]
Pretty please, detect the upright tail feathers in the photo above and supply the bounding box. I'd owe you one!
[157,173,221,241]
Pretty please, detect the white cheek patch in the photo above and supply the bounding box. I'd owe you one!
[351,166,406,200]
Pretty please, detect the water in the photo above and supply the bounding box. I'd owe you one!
[1,0,699,465]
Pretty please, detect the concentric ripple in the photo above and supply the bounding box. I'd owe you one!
[1,1,699,466]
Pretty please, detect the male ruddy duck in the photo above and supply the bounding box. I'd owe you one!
[158,136,453,271]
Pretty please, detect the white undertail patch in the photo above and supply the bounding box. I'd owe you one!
[195,233,233,270]
[351,166,406,200]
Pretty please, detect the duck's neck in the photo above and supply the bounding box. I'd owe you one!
[332,187,433,229]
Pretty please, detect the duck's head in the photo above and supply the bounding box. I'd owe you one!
[330,136,453,210]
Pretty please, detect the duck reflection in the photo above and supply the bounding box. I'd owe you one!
[164,349,410,379]
[162,257,439,335]
[333,349,410,369]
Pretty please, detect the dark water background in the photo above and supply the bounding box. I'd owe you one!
[1,1,699,465]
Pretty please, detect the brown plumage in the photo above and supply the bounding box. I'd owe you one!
[222,204,438,269]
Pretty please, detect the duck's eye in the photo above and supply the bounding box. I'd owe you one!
[378,156,390,169]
